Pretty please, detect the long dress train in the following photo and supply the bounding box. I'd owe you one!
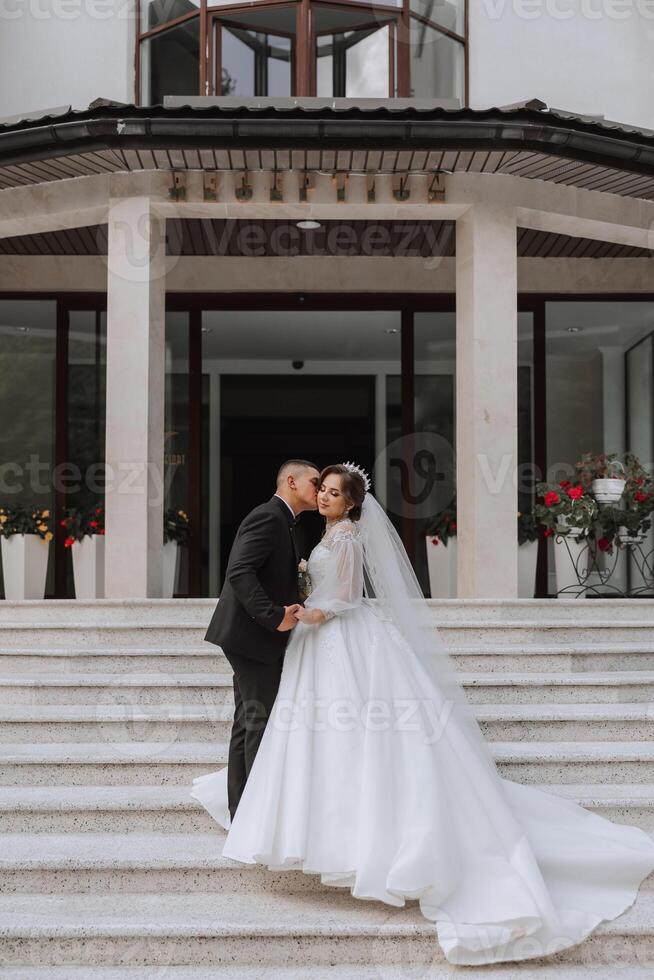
[191,517,654,966]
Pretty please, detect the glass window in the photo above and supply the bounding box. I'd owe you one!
[409,20,464,103]
[545,301,654,596]
[66,310,107,597]
[411,312,456,595]
[222,28,292,97]
[0,300,57,598]
[165,313,191,597]
[141,0,201,33]
[140,16,200,105]
[317,26,391,98]
[410,0,464,36]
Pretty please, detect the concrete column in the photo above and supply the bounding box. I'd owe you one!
[104,196,166,598]
[455,203,518,598]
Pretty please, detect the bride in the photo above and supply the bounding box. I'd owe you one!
[191,461,654,966]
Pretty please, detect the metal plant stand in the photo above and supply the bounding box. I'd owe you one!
[553,533,654,598]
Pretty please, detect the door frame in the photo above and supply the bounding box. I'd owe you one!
[168,292,455,591]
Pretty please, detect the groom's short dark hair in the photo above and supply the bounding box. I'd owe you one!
[276,459,319,486]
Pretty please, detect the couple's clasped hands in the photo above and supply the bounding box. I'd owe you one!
[276,604,326,631]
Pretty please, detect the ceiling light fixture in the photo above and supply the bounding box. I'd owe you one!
[296,220,321,230]
[567,326,582,333]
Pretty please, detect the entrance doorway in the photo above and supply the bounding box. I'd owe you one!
[220,374,376,575]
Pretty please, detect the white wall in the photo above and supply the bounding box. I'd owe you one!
[0,0,652,131]
[469,0,654,131]
[0,0,136,120]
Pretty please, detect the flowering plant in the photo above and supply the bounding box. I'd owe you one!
[60,504,105,548]
[164,508,190,545]
[621,452,654,515]
[574,451,625,485]
[589,454,654,552]
[298,558,312,601]
[534,480,598,538]
[426,498,457,546]
[0,505,52,541]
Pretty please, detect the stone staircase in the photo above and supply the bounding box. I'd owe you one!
[1,598,654,977]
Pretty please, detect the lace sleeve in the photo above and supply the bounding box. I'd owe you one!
[305,524,364,620]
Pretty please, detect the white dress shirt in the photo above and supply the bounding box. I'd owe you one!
[274,494,296,520]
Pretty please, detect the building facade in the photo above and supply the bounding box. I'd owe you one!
[0,0,653,600]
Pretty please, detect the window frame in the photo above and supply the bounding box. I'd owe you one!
[136,0,468,102]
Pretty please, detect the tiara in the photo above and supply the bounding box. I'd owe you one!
[341,460,372,492]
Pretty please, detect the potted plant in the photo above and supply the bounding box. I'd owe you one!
[517,511,540,598]
[163,508,190,598]
[617,452,654,544]
[424,499,457,598]
[535,481,598,597]
[0,504,52,600]
[575,453,653,552]
[575,451,626,505]
[61,504,105,599]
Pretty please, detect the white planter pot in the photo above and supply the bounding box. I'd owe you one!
[425,535,457,598]
[72,535,105,599]
[518,539,539,598]
[591,478,625,504]
[555,514,584,536]
[163,540,180,599]
[1,534,50,600]
[553,534,588,598]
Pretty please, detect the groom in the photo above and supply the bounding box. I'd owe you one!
[205,459,321,819]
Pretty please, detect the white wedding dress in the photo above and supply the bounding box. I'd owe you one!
[191,502,654,966]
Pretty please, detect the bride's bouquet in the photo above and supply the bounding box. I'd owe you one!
[297,559,312,601]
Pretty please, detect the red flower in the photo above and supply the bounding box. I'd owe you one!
[89,520,98,529]
[543,527,553,538]
[597,536,612,553]
[559,480,571,488]
[566,485,584,500]
[63,536,75,549]
[636,477,645,486]
[99,529,105,536]
[449,522,457,531]
[634,491,650,503]
[430,537,440,546]
[544,491,560,507]
[95,507,102,515]
[59,519,67,527]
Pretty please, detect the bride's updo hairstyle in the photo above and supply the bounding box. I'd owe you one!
[320,464,366,522]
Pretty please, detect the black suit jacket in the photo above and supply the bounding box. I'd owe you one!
[204,495,300,664]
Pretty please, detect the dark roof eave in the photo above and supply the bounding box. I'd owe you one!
[1,107,653,179]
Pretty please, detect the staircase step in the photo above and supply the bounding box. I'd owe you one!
[1,741,653,786]
[0,648,229,674]
[3,968,651,980]
[0,702,653,743]
[3,643,654,676]
[476,702,654,741]
[3,670,654,706]
[2,782,654,834]
[1,623,654,654]
[2,597,654,624]
[1,889,653,968]
[0,704,234,743]
[0,832,325,894]
[461,670,654,702]
[2,826,653,896]
[0,673,234,705]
